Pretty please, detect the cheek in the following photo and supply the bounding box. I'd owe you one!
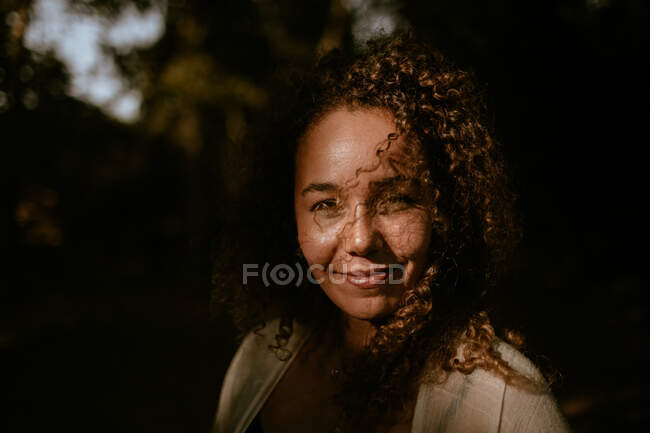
[296,215,340,267]
[380,212,432,260]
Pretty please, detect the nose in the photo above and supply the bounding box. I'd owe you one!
[343,204,384,256]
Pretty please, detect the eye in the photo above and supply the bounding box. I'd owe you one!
[378,194,418,214]
[310,199,339,212]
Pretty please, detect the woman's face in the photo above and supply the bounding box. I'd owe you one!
[294,107,432,320]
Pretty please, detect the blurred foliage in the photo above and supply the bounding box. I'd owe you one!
[1,0,647,432]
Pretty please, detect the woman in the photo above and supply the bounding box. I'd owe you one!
[212,33,571,433]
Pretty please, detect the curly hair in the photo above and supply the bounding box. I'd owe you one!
[213,32,537,432]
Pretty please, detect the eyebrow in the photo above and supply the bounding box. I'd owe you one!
[368,175,412,190]
[301,182,340,196]
[300,176,414,197]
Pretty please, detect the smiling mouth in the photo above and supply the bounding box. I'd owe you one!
[335,269,389,288]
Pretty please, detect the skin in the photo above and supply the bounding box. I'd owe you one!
[261,106,428,433]
[294,106,432,344]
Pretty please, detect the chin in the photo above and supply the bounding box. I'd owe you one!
[333,294,401,321]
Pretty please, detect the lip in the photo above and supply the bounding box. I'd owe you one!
[336,265,390,275]
[339,269,389,288]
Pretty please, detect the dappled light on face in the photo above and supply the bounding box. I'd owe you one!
[294,108,434,320]
[23,0,167,123]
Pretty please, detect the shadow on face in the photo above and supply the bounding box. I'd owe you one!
[294,107,433,320]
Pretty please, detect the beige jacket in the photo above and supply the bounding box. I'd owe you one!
[213,318,572,433]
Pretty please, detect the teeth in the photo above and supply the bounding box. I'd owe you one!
[348,269,388,276]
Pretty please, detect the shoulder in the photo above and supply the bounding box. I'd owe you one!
[492,339,545,382]
[220,319,282,391]
[413,340,572,433]
[212,318,312,433]
[231,319,284,366]
[492,340,572,432]
[212,319,281,433]
[216,318,286,414]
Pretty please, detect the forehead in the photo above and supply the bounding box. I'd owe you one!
[295,108,407,188]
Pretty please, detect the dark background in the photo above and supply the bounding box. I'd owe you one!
[2,0,647,432]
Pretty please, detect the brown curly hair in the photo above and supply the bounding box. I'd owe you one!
[213,32,537,432]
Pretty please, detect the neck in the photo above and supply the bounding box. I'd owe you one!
[339,312,377,353]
